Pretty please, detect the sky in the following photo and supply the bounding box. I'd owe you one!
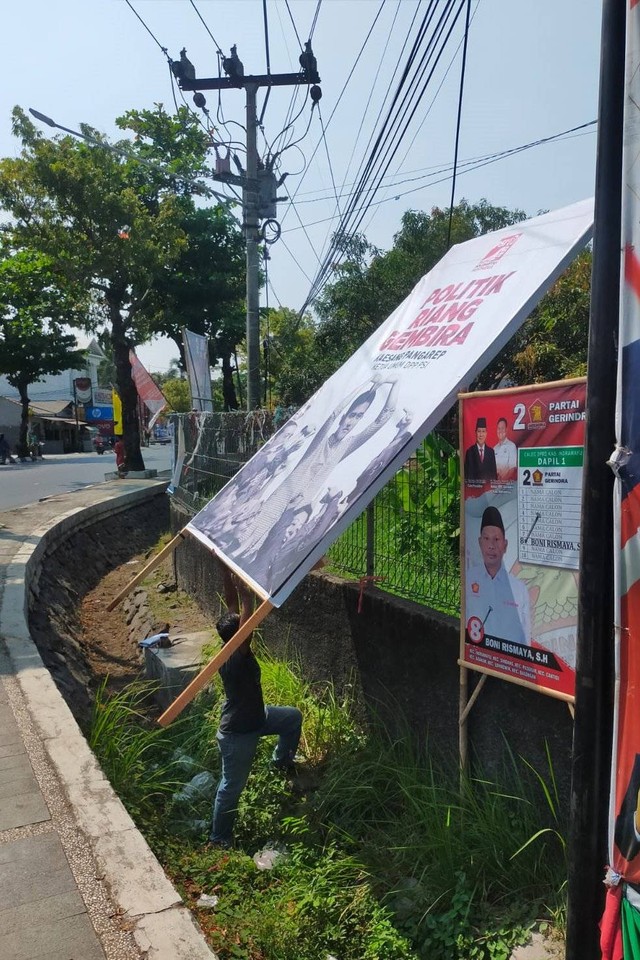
[3,1,602,372]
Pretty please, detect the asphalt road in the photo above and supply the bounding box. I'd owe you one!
[0,445,172,510]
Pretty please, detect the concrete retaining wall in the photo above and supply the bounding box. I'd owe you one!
[28,486,170,721]
[0,482,218,960]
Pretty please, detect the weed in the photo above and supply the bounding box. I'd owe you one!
[89,659,567,959]
[88,679,184,818]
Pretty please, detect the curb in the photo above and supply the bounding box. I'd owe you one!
[0,482,217,960]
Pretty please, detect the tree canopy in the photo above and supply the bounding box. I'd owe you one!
[0,104,247,463]
[0,246,86,451]
[279,200,529,400]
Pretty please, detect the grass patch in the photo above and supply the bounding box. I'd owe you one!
[90,652,567,960]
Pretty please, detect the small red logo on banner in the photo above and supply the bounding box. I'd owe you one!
[474,234,521,271]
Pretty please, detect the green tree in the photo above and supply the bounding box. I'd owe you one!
[0,247,85,453]
[297,200,528,398]
[475,248,592,388]
[161,377,192,413]
[0,106,204,469]
[308,202,591,403]
[262,306,317,405]
[150,368,193,412]
[147,205,246,410]
[117,106,247,411]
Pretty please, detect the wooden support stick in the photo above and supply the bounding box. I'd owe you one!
[157,598,274,726]
[459,664,469,773]
[458,660,575,703]
[106,530,186,611]
[459,671,487,726]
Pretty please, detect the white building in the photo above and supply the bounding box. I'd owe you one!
[0,338,106,404]
[0,339,108,453]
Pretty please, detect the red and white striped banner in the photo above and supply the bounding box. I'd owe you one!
[609,0,640,889]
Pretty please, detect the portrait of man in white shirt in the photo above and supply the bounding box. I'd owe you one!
[465,505,531,646]
[494,417,518,483]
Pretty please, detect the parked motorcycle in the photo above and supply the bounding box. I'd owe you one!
[28,441,44,461]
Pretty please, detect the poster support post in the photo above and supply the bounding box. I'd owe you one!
[157,598,274,726]
[106,531,186,611]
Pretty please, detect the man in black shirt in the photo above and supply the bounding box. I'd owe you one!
[210,579,302,848]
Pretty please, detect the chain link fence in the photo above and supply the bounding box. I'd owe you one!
[170,411,461,616]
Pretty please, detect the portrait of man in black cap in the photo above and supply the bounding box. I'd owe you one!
[465,505,531,646]
[464,416,497,483]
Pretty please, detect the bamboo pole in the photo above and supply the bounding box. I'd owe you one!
[459,664,469,771]
[106,530,187,611]
[157,598,274,726]
[458,376,586,402]
[458,660,576,704]
[459,671,487,727]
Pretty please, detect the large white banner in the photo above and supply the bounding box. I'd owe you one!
[188,200,593,606]
[183,328,214,413]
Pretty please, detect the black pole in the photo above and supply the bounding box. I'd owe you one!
[566,1,625,957]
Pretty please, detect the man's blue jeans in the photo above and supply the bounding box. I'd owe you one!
[210,705,302,844]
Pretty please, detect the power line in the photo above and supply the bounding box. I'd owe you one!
[323,0,415,262]
[446,0,472,249]
[267,89,310,159]
[390,0,481,187]
[318,104,342,220]
[123,0,169,56]
[288,194,323,267]
[280,0,388,226]
[262,0,272,74]
[188,0,224,54]
[333,0,467,268]
[281,121,597,236]
[359,0,480,238]
[292,121,596,206]
[280,236,314,283]
[299,0,467,313]
[337,0,406,202]
[284,0,304,51]
[268,276,282,309]
[309,0,323,40]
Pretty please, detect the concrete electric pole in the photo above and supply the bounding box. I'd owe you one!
[172,45,321,410]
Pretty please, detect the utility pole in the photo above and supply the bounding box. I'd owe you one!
[245,83,260,409]
[565,0,625,956]
[173,45,321,410]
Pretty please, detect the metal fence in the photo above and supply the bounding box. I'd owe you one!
[170,411,461,617]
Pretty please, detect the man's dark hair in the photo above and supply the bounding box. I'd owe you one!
[217,611,240,644]
[497,417,508,427]
[345,389,376,417]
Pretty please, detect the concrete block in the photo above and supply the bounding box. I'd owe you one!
[0,772,38,799]
[0,835,71,902]
[92,827,182,916]
[13,664,77,742]
[0,888,85,936]
[144,631,214,709]
[104,470,158,481]
[134,904,218,960]
[0,752,33,775]
[0,912,105,960]
[66,776,135,840]
[0,789,50,830]
[44,728,107,791]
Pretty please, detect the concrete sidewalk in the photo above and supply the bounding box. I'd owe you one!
[0,479,216,960]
